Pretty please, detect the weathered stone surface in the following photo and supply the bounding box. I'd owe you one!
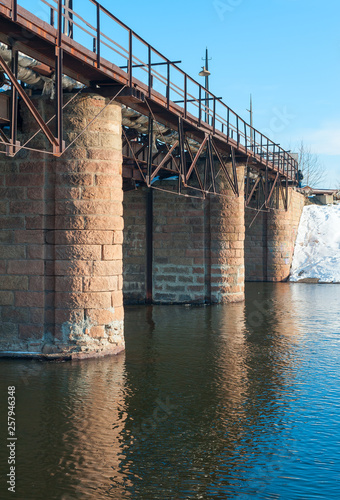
[245,189,305,282]
[123,166,245,305]
[0,94,124,359]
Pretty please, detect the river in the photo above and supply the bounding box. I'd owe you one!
[1,283,340,499]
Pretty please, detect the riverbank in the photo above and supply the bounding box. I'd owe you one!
[290,204,340,283]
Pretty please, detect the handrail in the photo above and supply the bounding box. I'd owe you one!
[3,0,298,180]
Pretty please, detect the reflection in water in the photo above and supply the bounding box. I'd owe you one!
[1,284,340,499]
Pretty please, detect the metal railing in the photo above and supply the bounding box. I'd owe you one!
[4,0,298,181]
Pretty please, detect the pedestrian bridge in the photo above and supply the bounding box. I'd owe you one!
[0,0,304,360]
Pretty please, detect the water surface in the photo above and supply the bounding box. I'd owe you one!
[1,283,340,499]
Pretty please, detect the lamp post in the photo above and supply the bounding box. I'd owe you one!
[199,48,211,124]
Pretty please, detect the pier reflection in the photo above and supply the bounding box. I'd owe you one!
[117,290,302,499]
[0,284,306,499]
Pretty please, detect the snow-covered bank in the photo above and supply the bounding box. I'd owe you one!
[290,204,340,283]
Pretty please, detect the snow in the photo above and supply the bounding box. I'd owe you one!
[290,204,340,283]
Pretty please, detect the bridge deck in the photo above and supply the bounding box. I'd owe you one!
[0,0,297,182]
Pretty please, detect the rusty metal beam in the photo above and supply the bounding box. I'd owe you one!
[211,139,237,195]
[186,135,207,182]
[265,172,279,208]
[8,46,19,156]
[231,147,239,196]
[0,52,59,151]
[207,136,216,194]
[185,137,204,192]
[150,140,179,181]
[245,175,261,207]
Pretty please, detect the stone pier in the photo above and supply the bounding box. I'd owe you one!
[245,189,305,282]
[0,94,124,358]
[0,91,305,359]
[123,165,245,304]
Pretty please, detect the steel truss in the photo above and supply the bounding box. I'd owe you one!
[245,166,289,211]
[122,113,240,199]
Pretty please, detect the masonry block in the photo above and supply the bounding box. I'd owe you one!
[0,93,124,358]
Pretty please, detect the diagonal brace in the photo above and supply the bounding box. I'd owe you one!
[186,135,208,182]
[210,139,238,196]
[0,53,59,150]
[265,172,279,208]
[151,141,179,181]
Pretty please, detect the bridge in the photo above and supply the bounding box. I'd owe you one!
[0,0,304,359]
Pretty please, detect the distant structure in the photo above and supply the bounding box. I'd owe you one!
[299,187,340,205]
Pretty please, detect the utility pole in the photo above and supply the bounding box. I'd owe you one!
[199,48,212,124]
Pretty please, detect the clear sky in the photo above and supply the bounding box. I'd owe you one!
[22,0,340,187]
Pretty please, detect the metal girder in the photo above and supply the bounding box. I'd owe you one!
[147,114,153,186]
[245,175,261,207]
[245,169,289,212]
[210,139,238,196]
[0,51,64,156]
[231,147,239,196]
[265,172,279,208]
[185,135,207,182]
[150,141,179,181]
[178,117,186,186]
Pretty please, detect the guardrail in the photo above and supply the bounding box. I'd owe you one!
[5,0,298,181]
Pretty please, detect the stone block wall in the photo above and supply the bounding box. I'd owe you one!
[123,188,147,303]
[152,185,208,304]
[245,189,305,282]
[123,166,245,305]
[0,93,125,358]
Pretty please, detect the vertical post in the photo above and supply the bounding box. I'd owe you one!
[68,0,73,38]
[96,2,100,68]
[55,47,64,155]
[55,0,64,155]
[236,115,239,149]
[148,45,151,98]
[265,165,269,208]
[166,61,170,109]
[147,114,153,187]
[231,147,239,196]
[266,140,269,166]
[9,48,18,156]
[198,85,202,127]
[226,108,230,143]
[178,117,186,185]
[50,7,55,27]
[184,74,187,119]
[208,136,216,193]
[212,97,216,135]
[57,0,62,44]
[244,122,247,153]
[11,0,17,22]
[146,188,153,304]
[128,30,133,87]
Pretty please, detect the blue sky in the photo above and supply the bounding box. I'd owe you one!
[22,0,340,187]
